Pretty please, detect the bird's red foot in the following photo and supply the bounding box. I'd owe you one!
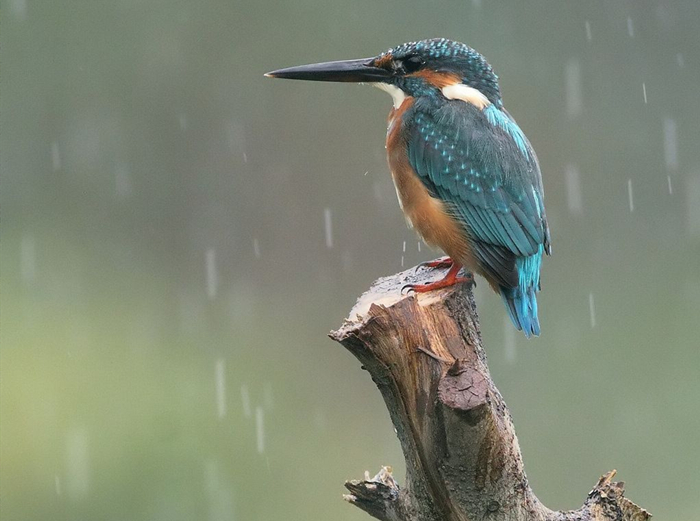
[403,263,474,294]
[417,256,454,270]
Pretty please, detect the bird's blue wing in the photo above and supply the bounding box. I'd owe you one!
[405,100,550,288]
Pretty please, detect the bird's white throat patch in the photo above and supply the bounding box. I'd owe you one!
[373,81,490,110]
[441,83,490,109]
[372,83,406,109]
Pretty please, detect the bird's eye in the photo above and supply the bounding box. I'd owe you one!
[402,55,424,73]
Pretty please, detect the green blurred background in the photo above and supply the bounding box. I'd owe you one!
[2,1,699,519]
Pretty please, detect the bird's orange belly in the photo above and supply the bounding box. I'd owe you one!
[388,153,473,267]
[385,98,474,268]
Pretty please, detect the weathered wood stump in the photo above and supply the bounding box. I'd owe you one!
[330,264,650,521]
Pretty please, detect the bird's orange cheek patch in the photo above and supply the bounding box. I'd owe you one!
[373,53,394,69]
[410,70,462,88]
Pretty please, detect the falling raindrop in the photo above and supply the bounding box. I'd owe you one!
[667,175,673,195]
[565,60,582,118]
[588,293,596,328]
[584,21,592,41]
[205,249,218,300]
[243,152,248,163]
[178,290,205,335]
[253,238,261,258]
[55,475,62,496]
[373,181,383,202]
[226,120,246,156]
[687,176,700,236]
[627,17,635,37]
[402,240,406,253]
[314,408,327,431]
[65,427,90,500]
[401,255,405,268]
[642,83,648,104]
[255,406,265,453]
[51,142,61,171]
[341,249,353,272]
[627,179,635,212]
[9,0,27,19]
[204,459,235,521]
[564,164,583,215]
[115,163,131,197]
[503,316,516,365]
[364,170,369,176]
[417,241,421,252]
[324,208,333,249]
[215,359,227,419]
[663,117,678,171]
[240,384,252,418]
[20,234,36,283]
[263,382,274,410]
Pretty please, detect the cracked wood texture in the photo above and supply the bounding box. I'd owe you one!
[330,264,650,521]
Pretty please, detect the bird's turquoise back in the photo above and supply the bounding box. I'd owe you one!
[402,97,551,336]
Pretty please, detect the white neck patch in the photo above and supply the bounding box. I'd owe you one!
[441,83,490,109]
[372,82,406,109]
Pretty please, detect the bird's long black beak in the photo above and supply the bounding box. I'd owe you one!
[265,57,391,83]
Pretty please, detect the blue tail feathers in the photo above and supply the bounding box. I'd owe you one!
[500,284,540,337]
[500,245,544,338]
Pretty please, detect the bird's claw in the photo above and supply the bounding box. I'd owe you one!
[403,273,475,294]
[401,284,417,295]
[416,257,454,272]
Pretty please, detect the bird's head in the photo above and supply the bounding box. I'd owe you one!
[266,38,502,109]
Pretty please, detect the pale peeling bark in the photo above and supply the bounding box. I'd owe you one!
[330,263,650,521]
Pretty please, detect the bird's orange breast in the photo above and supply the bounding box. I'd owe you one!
[386,98,474,269]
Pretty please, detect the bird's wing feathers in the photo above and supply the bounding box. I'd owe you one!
[406,101,550,287]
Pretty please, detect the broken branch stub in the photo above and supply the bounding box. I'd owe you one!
[330,264,650,521]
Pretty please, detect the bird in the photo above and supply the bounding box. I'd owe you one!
[266,38,551,337]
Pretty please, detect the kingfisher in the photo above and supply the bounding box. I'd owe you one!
[266,38,551,337]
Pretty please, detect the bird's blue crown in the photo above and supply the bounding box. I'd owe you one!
[374,38,502,105]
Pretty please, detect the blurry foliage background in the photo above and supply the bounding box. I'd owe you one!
[2,0,700,520]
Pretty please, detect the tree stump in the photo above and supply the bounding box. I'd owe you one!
[330,263,650,521]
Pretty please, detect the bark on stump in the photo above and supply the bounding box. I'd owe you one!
[329,263,650,521]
